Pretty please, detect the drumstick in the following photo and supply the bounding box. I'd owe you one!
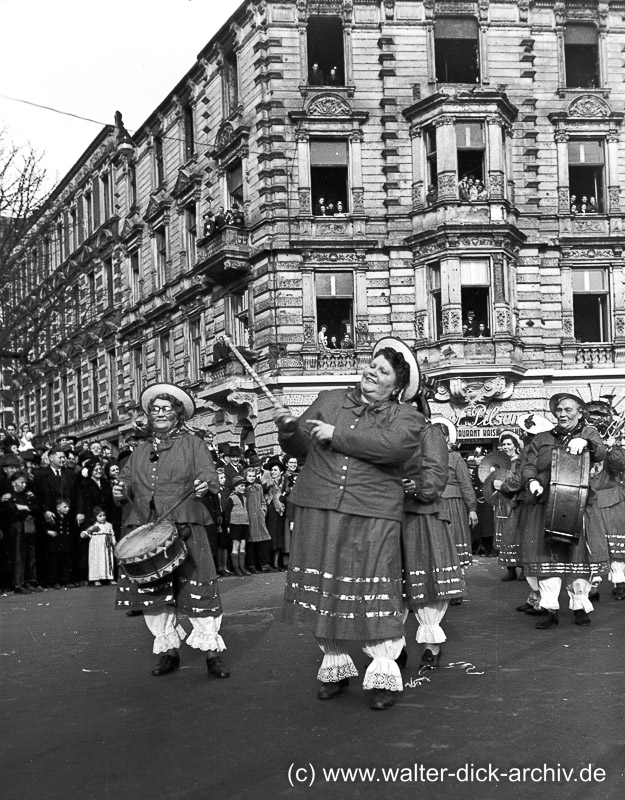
[220,334,297,432]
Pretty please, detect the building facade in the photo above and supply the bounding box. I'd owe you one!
[6,0,625,452]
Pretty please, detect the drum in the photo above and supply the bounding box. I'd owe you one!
[544,449,590,545]
[114,520,188,584]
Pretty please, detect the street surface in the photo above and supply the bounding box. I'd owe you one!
[2,557,625,800]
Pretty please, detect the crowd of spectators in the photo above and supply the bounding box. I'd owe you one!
[0,424,300,594]
[202,203,245,238]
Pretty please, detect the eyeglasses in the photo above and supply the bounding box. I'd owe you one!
[150,405,174,415]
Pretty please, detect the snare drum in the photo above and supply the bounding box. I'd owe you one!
[114,520,188,584]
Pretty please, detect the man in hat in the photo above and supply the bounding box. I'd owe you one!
[520,393,608,629]
[222,445,244,494]
[113,382,229,679]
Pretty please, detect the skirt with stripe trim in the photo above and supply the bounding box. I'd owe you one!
[115,522,222,617]
[445,497,473,568]
[401,513,467,607]
[278,506,404,641]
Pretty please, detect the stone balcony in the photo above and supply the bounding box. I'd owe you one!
[411,200,519,237]
[196,226,250,285]
[415,336,526,380]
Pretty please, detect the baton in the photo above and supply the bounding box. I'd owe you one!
[220,335,297,432]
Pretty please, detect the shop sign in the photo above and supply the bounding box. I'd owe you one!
[454,403,523,439]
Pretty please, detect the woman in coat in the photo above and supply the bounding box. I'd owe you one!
[113,383,229,679]
[273,338,424,711]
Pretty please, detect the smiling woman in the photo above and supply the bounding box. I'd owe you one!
[272,338,425,711]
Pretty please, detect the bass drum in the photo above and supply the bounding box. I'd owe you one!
[544,449,590,545]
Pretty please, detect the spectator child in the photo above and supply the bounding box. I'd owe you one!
[224,476,250,576]
[80,506,115,585]
[243,466,274,573]
[45,498,77,589]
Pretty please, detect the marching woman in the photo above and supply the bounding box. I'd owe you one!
[433,419,477,604]
[520,393,608,629]
[400,415,466,672]
[273,338,424,710]
[113,383,229,679]
[493,431,524,582]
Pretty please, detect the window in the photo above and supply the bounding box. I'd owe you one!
[70,208,78,250]
[154,135,165,186]
[307,16,345,86]
[189,316,203,380]
[223,50,239,116]
[61,370,69,424]
[159,333,170,380]
[56,221,64,264]
[87,270,96,315]
[225,290,250,348]
[131,346,143,391]
[76,366,83,419]
[108,349,118,422]
[227,161,244,208]
[569,140,604,213]
[185,204,197,266]
[310,139,349,215]
[430,262,442,340]
[91,359,99,414]
[104,257,114,307]
[84,190,93,237]
[129,250,141,304]
[183,102,195,160]
[155,227,168,287]
[434,17,480,84]
[315,272,353,349]
[572,268,609,342]
[565,24,599,88]
[47,381,54,428]
[461,259,490,337]
[457,122,485,187]
[102,172,111,219]
[128,163,137,208]
[425,126,438,197]
[43,237,50,276]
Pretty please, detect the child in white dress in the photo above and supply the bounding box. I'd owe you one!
[81,506,116,585]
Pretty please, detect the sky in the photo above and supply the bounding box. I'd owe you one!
[0,0,245,188]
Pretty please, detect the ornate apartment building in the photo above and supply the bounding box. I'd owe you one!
[6,0,625,451]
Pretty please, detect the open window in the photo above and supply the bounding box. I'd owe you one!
[129,250,141,305]
[223,50,239,116]
[91,359,99,414]
[131,346,143,393]
[572,268,609,342]
[225,289,250,349]
[568,140,604,213]
[183,102,195,160]
[461,259,490,337]
[457,122,486,191]
[565,24,599,89]
[184,203,197,265]
[189,316,203,381]
[226,160,244,208]
[310,139,349,216]
[154,135,165,186]
[430,262,442,340]
[307,16,344,86]
[434,17,480,84]
[154,226,168,287]
[316,272,353,350]
[425,126,438,201]
[158,332,171,381]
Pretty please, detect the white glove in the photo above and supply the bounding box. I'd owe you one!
[567,438,588,455]
[529,480,543,497]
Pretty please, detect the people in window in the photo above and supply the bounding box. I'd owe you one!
[214,206,226,229]
[308,63,324,85]
[570,194,578,215]
[315,196,326,216]
[328,66,340,86]
[426,184,438,205]
[340,332,353,349]
[477,322,490,338]
[458,175,487,203]
[588,196,597,213]
[334,201,346,216]
[317,325,328,349]
[328,336,339,350]
[201,205,245,239]
[458,176,470,202]
[463,310,477,337]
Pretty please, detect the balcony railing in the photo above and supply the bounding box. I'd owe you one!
[574,343,614,366]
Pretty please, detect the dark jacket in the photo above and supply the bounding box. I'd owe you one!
[403,423,449,516]
[118,429,218,528]
[279,388,425,522]
[33,466,76,515]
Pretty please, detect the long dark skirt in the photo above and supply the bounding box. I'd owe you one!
[115,523,222,617]
[278,507,404,641]
[402,513,467,607]
[445,497,473,567]
[519,500,610,576]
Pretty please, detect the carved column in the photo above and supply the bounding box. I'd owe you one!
[300,262,317,352]
[298,24,308,85]
[435,116,457,202]
[410,128,424,212]
[479,24,490,85]
[297,132,311,217]
[413,260,428,340]
[555,131,570,214]
[349,130,365,216]
[441,255,462,338]
[560,261,575,343]
[487,117,504,200]
[607,133,621,214]
[354,262,370,349]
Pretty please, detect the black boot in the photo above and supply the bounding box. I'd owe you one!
[501,567,517,582]
[239,553,251,576]
[395,647,408,670]
[206,655,230,678]
[574,609,591,626]
[318,677,349,700]
[535,611,559,629]
[151,652,180,676]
